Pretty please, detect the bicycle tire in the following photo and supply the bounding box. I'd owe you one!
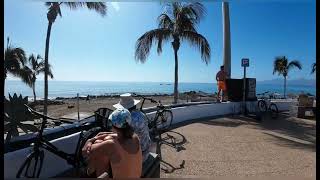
[155,110,173,132]
[16,150,44,178]
[257,100,267,112]
[269,103,279,119]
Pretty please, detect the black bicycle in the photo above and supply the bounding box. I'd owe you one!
[133,94,173,134]
[256,91,279,119]
[16,105,113,178]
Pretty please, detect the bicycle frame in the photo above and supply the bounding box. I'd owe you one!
[257,92,272,105]
[138,95,167,126]
[34,136,77,166]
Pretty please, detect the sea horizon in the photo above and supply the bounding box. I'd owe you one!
[5,80,316,99]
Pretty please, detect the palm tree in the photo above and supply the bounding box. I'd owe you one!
[25,54,54,102]
[43,2,107,115]
[311,63,316,74]
[4,37,29,90]
[135,2,211,104]
[273,56,302,98]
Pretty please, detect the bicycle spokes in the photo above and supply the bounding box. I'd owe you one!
[19,150,44,178]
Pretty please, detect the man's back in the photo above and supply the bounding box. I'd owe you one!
[216,70,227,81]
[111,134,142,178]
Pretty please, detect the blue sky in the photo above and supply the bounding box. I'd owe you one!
[4,0,316,83]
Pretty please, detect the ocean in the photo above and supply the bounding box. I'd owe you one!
[4,80,316,99]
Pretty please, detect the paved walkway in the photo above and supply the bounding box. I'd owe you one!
[158,115,316,178]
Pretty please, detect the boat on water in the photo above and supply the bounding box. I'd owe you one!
[4,100,293,178]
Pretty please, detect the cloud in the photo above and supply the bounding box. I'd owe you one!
[111,2,120,12]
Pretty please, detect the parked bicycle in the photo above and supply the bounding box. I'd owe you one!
[133,93,173,134]
[16,105,113,178]
[256,91,279,119]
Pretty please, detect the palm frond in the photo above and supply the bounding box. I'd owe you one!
[47,2,62,17]
[16,66,33,87]
[135,28,172,63]
[4,48,22,72]
[171,2,205,33]
[172,2,182,18]
[4,44,27,77]
[158,13,174,29]
[62,2,107,16]
[287,60,302,71]
[38,63,54,79]
[180,31,211,64]
[273,56,286,75]
[28,54,38,70]
[180,2,205,24]
[311,63,316,74]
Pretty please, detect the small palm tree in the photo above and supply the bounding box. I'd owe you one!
[25,54,54,102]
[273,56,302,98]
[311,63,316,74]
[4,94,38,145]
[4,37,29,90]
[135,2,211,104]
[43,2,107,115]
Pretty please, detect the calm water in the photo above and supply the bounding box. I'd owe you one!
[5,80,316,99]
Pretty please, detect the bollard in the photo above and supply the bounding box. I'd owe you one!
[77,93,80,120]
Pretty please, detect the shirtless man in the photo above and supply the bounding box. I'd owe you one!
[216,66,228,102]
[82,108,142,178]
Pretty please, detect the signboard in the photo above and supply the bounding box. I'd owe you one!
[241,58,249,67]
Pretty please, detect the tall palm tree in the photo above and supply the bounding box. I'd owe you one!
[311,63,316,74]
[25,54,54,102]
[4,37,29,90]
[135,2,211,103]
[273,56,302,98]
[43,2,107,115]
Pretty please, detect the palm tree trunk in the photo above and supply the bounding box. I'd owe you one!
[172,39,180,104]
[33,84,36,103]
[44,22,53,115]
[284,76,287,99]
[4,75,6,95]
[173,49,179,104]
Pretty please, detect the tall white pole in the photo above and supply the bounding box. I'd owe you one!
[222,2,231,78]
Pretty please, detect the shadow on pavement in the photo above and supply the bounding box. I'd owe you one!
[155,130,187,174]
[168,112,316,152]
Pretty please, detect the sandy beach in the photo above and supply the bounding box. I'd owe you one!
[34,94,217,119]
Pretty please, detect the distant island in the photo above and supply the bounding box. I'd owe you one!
[258,78,316,87]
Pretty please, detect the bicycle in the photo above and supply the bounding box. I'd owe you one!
[256,91,279,119]
[133,93,173,134]
[16,104,113,178]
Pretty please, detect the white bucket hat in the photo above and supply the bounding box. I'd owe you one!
[113,93,141,109]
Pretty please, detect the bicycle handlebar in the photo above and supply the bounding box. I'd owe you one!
[132,93,159,104]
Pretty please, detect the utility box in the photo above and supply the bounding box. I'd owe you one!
[226,78,257,101]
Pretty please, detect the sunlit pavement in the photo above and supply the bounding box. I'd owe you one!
[159,115,316,178]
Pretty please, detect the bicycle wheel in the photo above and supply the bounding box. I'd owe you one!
[155,110,173,132]
[269,103,279,119]
[16,150,44,178]
[257,100,267,112]
[75,127,104,168]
